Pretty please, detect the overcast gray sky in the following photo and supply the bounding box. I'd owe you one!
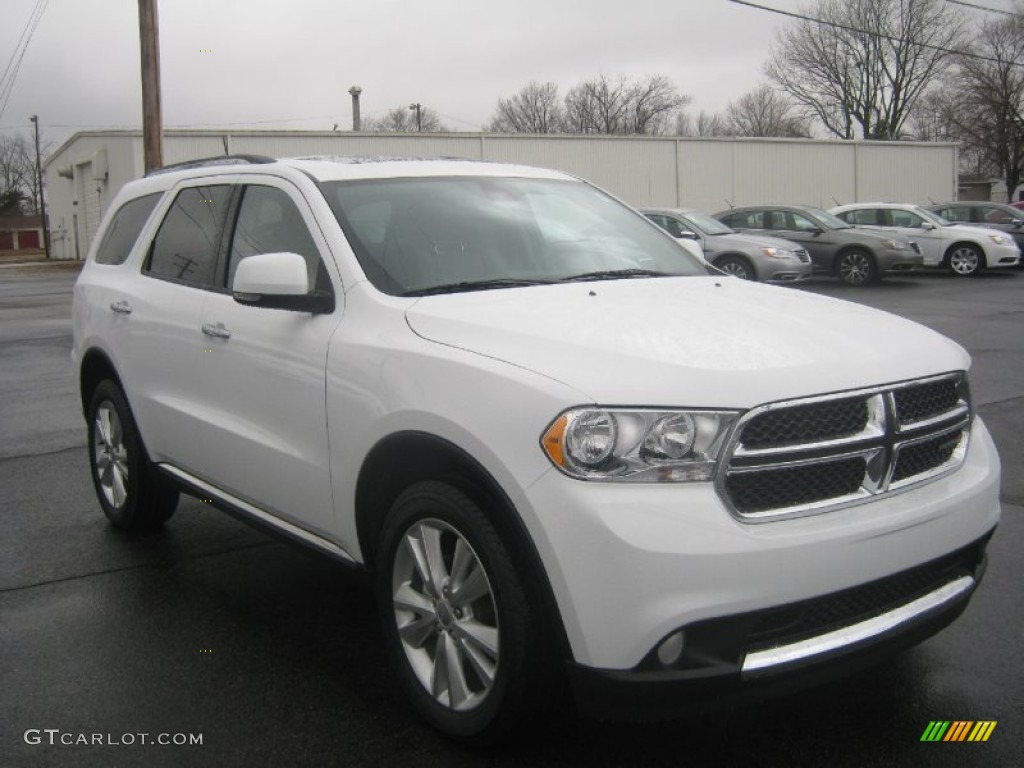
[0,0,1010,151]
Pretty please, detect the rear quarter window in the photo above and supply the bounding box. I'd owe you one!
[93,193,163,265]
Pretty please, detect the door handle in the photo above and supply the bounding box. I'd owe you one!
[109,300,133,315]
[201,322,232,339]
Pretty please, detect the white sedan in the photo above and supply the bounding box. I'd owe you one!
[830,202,1021,276]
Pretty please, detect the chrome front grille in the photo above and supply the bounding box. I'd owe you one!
[719,373,971,520]
[795,248,811,263]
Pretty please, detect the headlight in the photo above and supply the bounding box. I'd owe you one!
[759,247,793,259]
[541,407,740,482]
[989,234,1009,245]
[881,239,906,250]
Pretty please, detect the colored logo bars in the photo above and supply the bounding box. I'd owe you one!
[921,721,997,742]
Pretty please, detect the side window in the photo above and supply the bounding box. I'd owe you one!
[94,193,162,265]
[981,206,1013,224]
[843,209,880,226]
[227,186,325,291]
[789,212,820,232]
[890,209,924,228]
[646,214,683,238]
[936,206,968,223]
[145,186,232,287]
[724,211,764,229]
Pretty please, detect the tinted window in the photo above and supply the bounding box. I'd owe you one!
[840,209,882,226]
[94,193,162,265]
[146,186,232,287]
[890,209,925,228]
[786,212,820,232]
[721,210,765,229]
[227,186,323,289]
[935,206,971,223]
[646,213,685,238]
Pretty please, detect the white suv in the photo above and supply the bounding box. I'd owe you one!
[73,156,1001,742]
[830,202,1021,276]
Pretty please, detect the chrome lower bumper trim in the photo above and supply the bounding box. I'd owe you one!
[741,574,975,673]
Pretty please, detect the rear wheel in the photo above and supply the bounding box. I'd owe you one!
[946,244,983,276]
[836,249,877,286]
[715,255,755,280]
[376,481,544,744]
[87,380,178,530]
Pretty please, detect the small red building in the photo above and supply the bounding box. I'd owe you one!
[0,214,44,255]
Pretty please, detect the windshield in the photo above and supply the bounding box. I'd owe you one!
[914,206,950,226]
[681,211,734,236]
[322,177,707,295]
[805,207,852,230]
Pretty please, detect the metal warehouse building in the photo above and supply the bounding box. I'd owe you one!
[43,129,958,261]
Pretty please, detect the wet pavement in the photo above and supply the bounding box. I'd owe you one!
[2,266,1021,767]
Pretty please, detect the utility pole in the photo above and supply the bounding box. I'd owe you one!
[138,0,163,172]
[29,115,50,260]
[409,102,422,132]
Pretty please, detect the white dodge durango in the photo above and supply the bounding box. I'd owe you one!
[72,156,1001,743]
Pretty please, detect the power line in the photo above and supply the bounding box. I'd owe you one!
[728,0,1024,67]
[945,0,1019,16]
[0,0,50,122]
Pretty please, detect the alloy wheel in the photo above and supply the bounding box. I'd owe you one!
[93,402,129,509]
[391,518,500,712]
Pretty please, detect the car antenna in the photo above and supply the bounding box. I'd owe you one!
[725,198,735,209]
[832,196,841,206]
[928,196,936,204]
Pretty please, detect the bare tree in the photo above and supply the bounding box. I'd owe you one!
[489,81,563,133]
[725,85,812,137]
[0,133,37,214]
[766,0,966,139]
[562,74,688,135]
[674,109,733,137]
[943,7,1024,201]
[364,105,446,132]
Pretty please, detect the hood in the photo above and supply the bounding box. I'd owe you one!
[710,232,805,252]
[406,277,968,408]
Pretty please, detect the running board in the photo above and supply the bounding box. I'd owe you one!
[159,464,356,564]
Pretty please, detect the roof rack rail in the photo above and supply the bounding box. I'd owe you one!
[145,154,275,177]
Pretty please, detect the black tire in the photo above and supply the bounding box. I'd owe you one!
[836,248,877,286]
[945,243,984,277]
[715,255,756,280]
[375,481,545,744]
[87,380,178,530]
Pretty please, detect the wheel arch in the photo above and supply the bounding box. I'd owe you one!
[79,348,124,418]
[355,430,573,659]
[712,252,757,276]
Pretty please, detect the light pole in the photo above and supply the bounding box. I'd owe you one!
[29,115,50,260]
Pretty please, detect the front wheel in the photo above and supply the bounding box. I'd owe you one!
[376,482,544,744]
[715,255,755,280]
[946,244,983,276]
[836,249,877,286]
[87,380,178,530]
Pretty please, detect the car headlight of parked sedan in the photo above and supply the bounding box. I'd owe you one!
[881,239,907,250]
[989,234,1011,246]
[542,407,739,482]
[760,246,796,259]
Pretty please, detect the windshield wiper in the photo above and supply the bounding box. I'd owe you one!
[559,268,675,283]
[402,278,553,297]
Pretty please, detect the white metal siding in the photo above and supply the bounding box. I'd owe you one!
[44,130,960,257]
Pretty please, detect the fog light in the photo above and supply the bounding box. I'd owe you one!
[656,631,685,667]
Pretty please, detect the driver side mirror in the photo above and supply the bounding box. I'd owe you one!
[921,221,937,231]
[232,251,334,314]
[677,229,700,241]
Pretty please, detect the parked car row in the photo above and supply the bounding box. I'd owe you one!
[643,202,1021,286]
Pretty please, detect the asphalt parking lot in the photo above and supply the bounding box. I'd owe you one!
[2,265,1021,768]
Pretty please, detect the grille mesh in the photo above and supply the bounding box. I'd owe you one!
[722,374,969,518]
[894,379,959,425]
[747,541,982,649]
[726,458,865,513]
[893,432,963,482]
[740,397,868,449]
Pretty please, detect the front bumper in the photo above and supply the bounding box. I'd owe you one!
[567,534,989,719]
[519,416,1000,678]
[985,242,1021,268]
